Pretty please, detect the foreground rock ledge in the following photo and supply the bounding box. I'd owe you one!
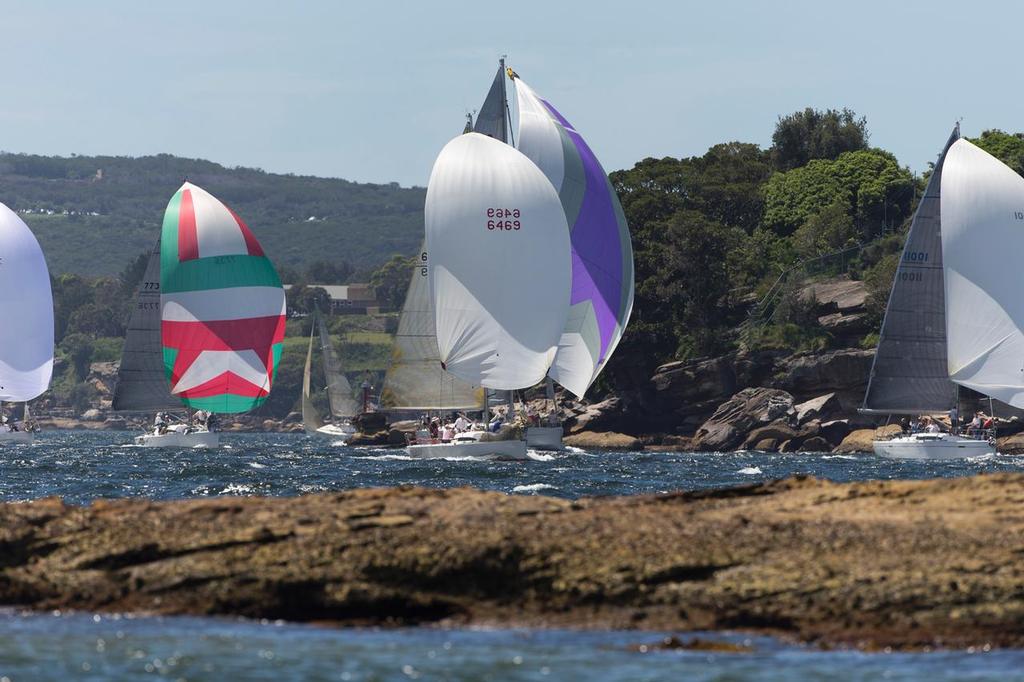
[3,476,1024,649]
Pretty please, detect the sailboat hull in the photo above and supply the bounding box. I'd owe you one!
[309,422,357,441]
[135,430,220,448]
[873,433,993,459]
[406,438,528,460]
[0,430,34,444]
[526,426,563,451]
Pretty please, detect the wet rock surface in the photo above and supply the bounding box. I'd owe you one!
[4,476,1024,648]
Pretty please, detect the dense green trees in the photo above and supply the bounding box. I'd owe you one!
[771,108,869,170]
[603,107,920,392]
[762,149,915,239]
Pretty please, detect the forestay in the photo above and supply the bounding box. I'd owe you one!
[0,203,53,402]
[425,132,571,390]
[381,244,483,410]
[160,182,286,413]
[514,77,634,398]
[941,139,1024,407]
[861,126,959,414]
[112,239,182,412]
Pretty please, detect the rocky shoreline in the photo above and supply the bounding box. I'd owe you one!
[3,475,1024,649]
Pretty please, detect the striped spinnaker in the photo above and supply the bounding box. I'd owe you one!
[160,182,286,413]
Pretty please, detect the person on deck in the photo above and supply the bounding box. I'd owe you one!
[441,422,454,443]
[454,413,471,433]
[154,412,167,435]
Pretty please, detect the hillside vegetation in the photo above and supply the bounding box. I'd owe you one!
[0,152,425,276]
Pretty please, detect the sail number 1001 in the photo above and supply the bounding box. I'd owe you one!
[486,208,521,230]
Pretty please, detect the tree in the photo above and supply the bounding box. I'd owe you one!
[60,333,95,380]
[791,198,858,260]
[688,142,773,233]
[286,284,331,315]
[369,254,413,310]
[762,149,915,240]
[771,108,869,171]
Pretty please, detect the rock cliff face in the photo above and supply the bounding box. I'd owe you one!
[4,476,1024,648]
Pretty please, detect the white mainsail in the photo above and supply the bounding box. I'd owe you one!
[0,203,54,401]
[941,138,1024,406]
[301,324,324,434]
[425,132,571,390]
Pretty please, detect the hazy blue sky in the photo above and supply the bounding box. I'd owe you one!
[2,0,1022,187]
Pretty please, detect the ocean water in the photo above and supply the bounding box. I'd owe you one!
[1,430,1022,504]
[3,430,1024,680]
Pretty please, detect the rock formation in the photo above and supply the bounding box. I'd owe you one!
[4,476,1024,648]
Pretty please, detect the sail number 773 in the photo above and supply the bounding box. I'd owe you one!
[486,208,521,231]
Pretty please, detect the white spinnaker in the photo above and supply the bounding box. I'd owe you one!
[941,138,1024,406]
[0,203,54,401]
[515,79,567,193]
[514,77,634,398]
[425,132,571,390]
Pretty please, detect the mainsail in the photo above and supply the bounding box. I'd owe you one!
[0,203,53,402]
[301,324,324,433]
[425,132,571,390]
[160,182,286,413]
[861,126,960,414]
[473,60,509,144]
[112,239,181,412]
[317,313,359,418]
[941,139,1024,407]
[513,76,635,398]
[381,245,483,410]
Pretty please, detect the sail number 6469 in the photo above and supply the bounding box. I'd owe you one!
[486,208,521,231]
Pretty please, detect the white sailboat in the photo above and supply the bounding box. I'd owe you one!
[406,66,572,459]
[0,203,53,444]
[864,127,1021,459]
[406,61,635,455]
[301,312,358,441]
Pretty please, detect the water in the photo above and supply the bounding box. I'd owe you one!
[4,430,1024,680]
[3,611,1023,682]
[2,430,1023,504]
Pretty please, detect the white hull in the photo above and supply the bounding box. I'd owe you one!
[0,430,33,444]
[526,425,563,451]
[135,430,220,448]
[873,433,993,460]
[311,422,357,441]
[406,438,528,460]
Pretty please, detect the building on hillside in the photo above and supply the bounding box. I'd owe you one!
[283,283,382,315]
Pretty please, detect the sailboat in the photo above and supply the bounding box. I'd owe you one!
[407,62,573,459]
[301,311,358,441]
[0,203,53,443]
[863,126,1016,459]
[114,182,286,447]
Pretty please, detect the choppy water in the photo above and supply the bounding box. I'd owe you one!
[2,430,1023,504]
[3,431,1024,680]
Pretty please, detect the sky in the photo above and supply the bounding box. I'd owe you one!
[2,0,1023,187]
